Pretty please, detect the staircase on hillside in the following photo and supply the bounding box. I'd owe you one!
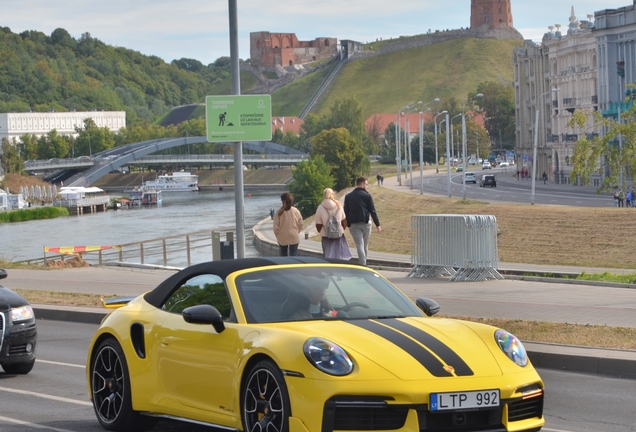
[298,57,347,120]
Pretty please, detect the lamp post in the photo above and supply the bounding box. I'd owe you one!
[450,113,462,168]
[531,88,559,205]
[434,111,448,175]
[445,112,451,198]
[414,98,440,192]
[396,101,422,185]
[462,93,482,200]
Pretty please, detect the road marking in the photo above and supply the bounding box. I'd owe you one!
[0,386,92,406]
[0,415,78,431]
[36,359,85,369]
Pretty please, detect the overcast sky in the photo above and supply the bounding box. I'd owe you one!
[2,0,627,65]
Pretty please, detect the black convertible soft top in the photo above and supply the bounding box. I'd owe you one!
[143,256,348,308]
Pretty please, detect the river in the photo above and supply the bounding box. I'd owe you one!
[0,190,282,263]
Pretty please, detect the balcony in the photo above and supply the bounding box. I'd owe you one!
[562,133,578,142]
[563,98,577,107]
[591,95,598,104]
[552,100,559,107]
[550,134,560,143]
[586,133,599,140]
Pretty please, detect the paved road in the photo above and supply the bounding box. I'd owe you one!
[392,166,615,207]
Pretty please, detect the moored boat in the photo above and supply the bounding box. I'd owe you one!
[144,172,198,192]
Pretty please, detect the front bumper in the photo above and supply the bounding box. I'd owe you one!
[286,372,544,432]
[0,312,37,366]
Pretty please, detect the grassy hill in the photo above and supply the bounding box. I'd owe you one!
[273,38,522,119]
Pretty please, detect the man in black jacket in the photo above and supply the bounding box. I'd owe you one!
[344,177,382,265]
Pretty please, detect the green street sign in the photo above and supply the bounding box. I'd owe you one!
[205,95,272,142]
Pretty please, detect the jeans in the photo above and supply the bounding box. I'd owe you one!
[279,243,299,256]
[349,221,372,265]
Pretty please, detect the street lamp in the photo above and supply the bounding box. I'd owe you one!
[434,111,448,174]
[450,113,462,166]
[414,98,440,192]
[531,88,559,205]
[396,101,422,185]
[462,93,483,200]
[445,112,451,198]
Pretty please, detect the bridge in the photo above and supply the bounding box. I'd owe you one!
[24,136,308,187]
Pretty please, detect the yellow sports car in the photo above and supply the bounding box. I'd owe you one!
[86,257,544,432]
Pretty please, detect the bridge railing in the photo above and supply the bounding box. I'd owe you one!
[18,228,245,269]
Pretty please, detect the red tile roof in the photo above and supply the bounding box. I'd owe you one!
[271,116,304,135]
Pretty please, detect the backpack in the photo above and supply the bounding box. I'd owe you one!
[325,209,344,239]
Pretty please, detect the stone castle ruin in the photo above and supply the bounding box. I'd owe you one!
[246,0,520,93]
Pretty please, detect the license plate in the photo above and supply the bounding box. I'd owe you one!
[430,389,500,411]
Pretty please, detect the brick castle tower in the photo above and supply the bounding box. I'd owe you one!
[470,0,513,30]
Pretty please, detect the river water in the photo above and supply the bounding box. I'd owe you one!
[0,190,282,263]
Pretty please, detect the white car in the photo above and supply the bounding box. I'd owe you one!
[482,161,492,170]
[464,171,477,183]
[499,162,510,168]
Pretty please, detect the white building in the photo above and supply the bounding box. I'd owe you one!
[0,110,126,142]
[543,8,599,185]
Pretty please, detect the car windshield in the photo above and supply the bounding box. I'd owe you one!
[234,266,423,323]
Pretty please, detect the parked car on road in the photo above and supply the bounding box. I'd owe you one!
[464,171,477,183]
[86,257,544,432]
[499,162,510,168]
[480,174,497,187]
[482,161,492,170]
[0,269,37,374]
[456,165,464,172]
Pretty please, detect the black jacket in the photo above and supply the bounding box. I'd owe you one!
[344,187,380,227]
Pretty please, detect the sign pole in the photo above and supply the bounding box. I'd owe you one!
[229,0,245,258]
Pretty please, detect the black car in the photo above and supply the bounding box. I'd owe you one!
[0,269,37,374]
[480,174,497,187]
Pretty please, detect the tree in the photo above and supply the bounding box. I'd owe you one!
[310,128,369,191]
[568,108,634,192]
[1,138,24,174]
[74,118,115,156]
[473,82,515,149]
[324,96,366,143]
[289,156,334,218]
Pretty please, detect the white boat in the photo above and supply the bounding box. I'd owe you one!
[128,186,162,206]
[144,172,199,192]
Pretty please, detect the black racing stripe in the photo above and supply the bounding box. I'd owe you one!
[347,320,452,377]
[379,319,474,376]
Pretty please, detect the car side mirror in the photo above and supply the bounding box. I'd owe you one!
[416,298,440,317]
[0,269,6,280]
[182,304,225,333]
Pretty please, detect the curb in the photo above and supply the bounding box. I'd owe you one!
[32,304,636,380]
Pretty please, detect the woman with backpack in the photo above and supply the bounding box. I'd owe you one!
[315,188,352,261]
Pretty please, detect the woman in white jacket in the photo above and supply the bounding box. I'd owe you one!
[314,188,352,260]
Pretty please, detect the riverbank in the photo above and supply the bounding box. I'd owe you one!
[0,206,69,223]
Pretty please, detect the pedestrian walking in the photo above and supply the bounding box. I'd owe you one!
[614,190,619,207]
[627,191,633,208]
[344,177,382,266]
[315,188,352,261]
[542,171,547,184]
[273,192,303,256]
[619,190,625,208]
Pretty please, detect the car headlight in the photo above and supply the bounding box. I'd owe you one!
[12,305,34,323]
[494,329,528,367]
[303,338,353,376]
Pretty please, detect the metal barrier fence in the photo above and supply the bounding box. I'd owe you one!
[21,228,241,269]
[408,214,503,282]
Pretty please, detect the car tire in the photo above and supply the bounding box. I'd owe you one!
[90,337,157,432]
[2,359,35,375]
[242,360,291,432]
